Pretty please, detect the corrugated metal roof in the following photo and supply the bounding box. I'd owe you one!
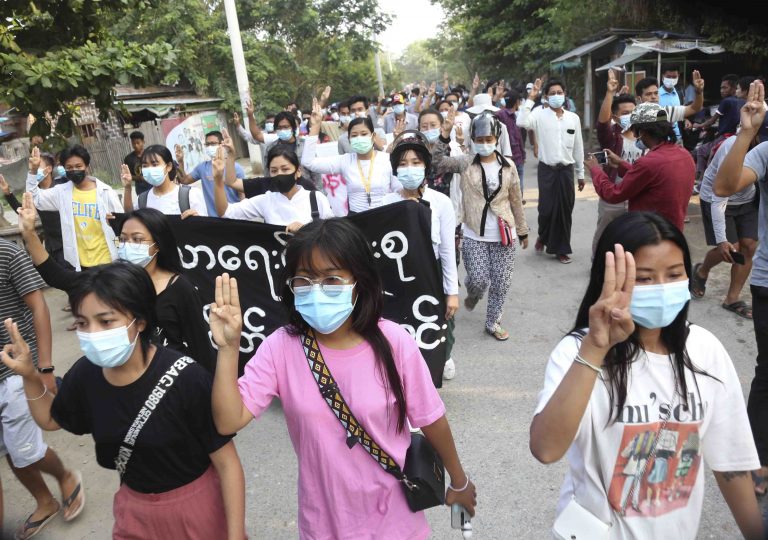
[550,36,617,63]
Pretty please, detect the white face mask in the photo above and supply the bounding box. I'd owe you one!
[663,77,678,89]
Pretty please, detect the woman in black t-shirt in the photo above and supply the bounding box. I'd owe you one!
[17,197,216,371]
[1,262,245,539]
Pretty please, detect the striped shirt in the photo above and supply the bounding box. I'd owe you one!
[0,239,46,381]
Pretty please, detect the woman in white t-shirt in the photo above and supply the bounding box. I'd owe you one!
[121,144,207,217]
[530,211,763,539]
[382,131,459,380]
[301,99,399,215]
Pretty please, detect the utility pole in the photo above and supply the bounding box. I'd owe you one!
[373,35,385,96]
[223,0,260,170]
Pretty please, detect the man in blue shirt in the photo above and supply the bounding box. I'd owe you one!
[177,130,244,216]
[658,65,685,140]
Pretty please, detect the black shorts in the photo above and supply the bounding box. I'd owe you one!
[701,199,759,246]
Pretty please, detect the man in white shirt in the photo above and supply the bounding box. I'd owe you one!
[517,78,584,264]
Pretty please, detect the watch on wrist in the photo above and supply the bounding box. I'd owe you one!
[37,366,54,374]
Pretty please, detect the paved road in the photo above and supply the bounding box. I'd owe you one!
[2,158,758,539]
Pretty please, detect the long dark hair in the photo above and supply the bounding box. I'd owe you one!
[69,261,156,357]
[281,219,408,432]
[122,208,183,274]
[572,212,713,423]
[142,144,177,181]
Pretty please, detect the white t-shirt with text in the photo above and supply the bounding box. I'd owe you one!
[144,185,208,216]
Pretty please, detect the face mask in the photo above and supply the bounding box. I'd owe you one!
[499,98,506,107]
[473,142,495,157]
[410,96,417,104]
[117,242,156,267]
[393,104,405,115]
[397,166,426,190]
[35,170,46,183]
[339,115,352,125]
[618,114,632,131]
[354,111,367,119]
[66,170,86,185]
[294,284,356,334]
[205,145,218,159]
[331,112,340,122]
[55,165,66,178]
[630,280,690,329]
[541,96,549,105]
[422,128,440,143]
[663,77,678,89]
[276,128,293,141]
[635,138,648,151]
[271,173,296,193]
[548,94,565,109]
[141,166,166,186]
[77,319,139,368]
[265,122,274,132]
[350,136,373,154]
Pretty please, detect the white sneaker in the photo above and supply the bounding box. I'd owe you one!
[443,358,456,380]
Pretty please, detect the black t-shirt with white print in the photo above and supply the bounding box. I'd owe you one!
[51,346,232,493]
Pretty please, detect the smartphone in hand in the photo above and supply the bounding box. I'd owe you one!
[591,150,608,165]
[730,250,746,265]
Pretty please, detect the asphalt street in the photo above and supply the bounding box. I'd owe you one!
[1,156,759,539]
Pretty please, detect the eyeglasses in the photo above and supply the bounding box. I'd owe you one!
[287,276,353,296]
[113,238,154,248]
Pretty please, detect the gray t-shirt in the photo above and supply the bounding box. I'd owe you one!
[700,136,756,205]
[743,141,768,287]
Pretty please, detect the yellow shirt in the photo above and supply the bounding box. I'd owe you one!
[72,187,111,267]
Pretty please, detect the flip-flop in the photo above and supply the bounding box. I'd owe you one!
[722,301,753,320]
[485,325,509,341]
[62,470,85,522]
[690,263,707,298]
[14,503,60,540]
[752,471,767,498]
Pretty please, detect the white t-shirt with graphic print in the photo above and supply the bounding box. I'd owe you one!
[534,324,758,540]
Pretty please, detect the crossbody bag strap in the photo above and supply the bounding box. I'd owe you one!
[309,190,320,221]
[114,356,196,478]
[300,331,407,482]
[478,154,503,237]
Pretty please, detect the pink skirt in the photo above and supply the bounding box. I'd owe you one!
[112,465,228,539]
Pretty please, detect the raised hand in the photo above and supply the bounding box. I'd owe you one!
[441,108,456,138]
[0,174,9,195]
[692,70,704,93]
[455,124,464,146]
[586,244,636,350]
[619,85,629,95]
[245,97,255,117]
[393,116,406,138]
[28,146,41,173]
[211,145,225,181]
[175,144,184,163]
[309,97,323,136]
[428,81,436,96]
[529,78,542,100]
[472,72,480,91]
[18,193,38,236]
[607,69,619,93]
[220,128,235,157]
[320,85,331,102]
[120,164,132,188]
[209,274,243,351]
[0,318,35,378]
[740,80,766,132]
[233,111,241,126]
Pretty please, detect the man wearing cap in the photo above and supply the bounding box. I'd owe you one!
[517,79,584,264]
[586,102,695,231]
[384,93,419,134]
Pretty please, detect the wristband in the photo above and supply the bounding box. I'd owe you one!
[37,366,54,374]
[448,474,470,492]
[26,384,47,401]
[574,354,603,377]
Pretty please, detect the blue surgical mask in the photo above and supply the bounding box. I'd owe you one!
[393,104,405,115]
[294,285,356,334]
[117,242,156,267]
[619,114,632,131]
[276,128,293,141]
[141,166,166,186]
[35,170,46,183]
[77,319,139,368]
[397,166,426,190]
[630,280,690,329]
[548,94,565,109]
[473,142,495,157]
[422,128,440,143]
[499,98,506,107]
[55,165,66,178]
[265,122,274,132]
[350,136,373,154]
[205,145,218,159]
[635,139,648,151]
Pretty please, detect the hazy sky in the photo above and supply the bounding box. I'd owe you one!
[377,0,446,55]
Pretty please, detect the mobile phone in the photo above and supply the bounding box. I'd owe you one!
[730,250,746,265]
[592,150,608,165]
[451,503,472,537]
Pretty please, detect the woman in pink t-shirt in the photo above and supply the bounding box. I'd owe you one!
[210,218,476,539]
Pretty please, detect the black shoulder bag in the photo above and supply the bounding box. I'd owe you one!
[300,331,445,511]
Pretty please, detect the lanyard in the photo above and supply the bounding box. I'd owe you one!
[356,151,377,206]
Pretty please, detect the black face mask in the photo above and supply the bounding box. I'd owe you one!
[271,173,297,193]
[66,170,87,185]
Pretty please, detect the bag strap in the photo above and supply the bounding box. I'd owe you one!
[114,356,195,478]
[138,190,148,209]
[478,153,504,237]
[300,331,410,483]
[309,190,320,221]
[178,185,191,213]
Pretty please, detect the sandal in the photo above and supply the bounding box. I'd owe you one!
[485,325,509,341]
[62,470,85,522]
[722,301,753,320]
[535,238,544,253]
[557,254,572,264]
[14,503,60,540]
[691,263,707,298]
[752,471,767,498]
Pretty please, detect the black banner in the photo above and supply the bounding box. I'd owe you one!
[166,201,448,387]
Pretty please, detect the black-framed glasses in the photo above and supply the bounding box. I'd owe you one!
[287,276,353,296]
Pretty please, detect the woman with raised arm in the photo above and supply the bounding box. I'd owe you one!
[530,211,763,540]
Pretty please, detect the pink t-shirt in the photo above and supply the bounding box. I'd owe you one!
[238,319,445,540]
